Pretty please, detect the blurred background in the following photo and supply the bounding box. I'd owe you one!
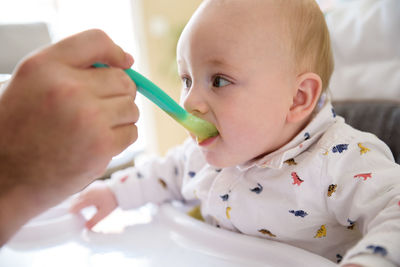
[0,0,399,166]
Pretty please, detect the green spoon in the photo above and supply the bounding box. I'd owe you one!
[93,63,219,142]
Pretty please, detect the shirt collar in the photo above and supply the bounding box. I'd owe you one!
[237,99,337,171]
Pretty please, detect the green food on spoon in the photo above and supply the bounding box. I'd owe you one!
[93,63,219,142]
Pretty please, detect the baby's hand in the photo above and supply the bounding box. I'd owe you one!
[69,180,118,229]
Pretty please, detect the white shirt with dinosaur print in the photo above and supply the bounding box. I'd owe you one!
[108,101,400,267]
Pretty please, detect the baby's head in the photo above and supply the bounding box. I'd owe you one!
[177,0,334,167]
[282,0,334,95]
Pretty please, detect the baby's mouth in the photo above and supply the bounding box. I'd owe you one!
[197,135,219,146]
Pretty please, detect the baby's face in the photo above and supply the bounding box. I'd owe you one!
[177,0,298,167]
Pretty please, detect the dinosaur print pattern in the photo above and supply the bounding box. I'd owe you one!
[250,183,263,194]
[284,158,297,166]
[220,194,229,201]
[289,210,308,218]
[314,225,327,238]
[358,143,370,155]
[332,144,349,153]
[327,184,337,197]
[331,108,337,118]
[258,229,276,238]
[366,245,387,256]
[336,254,343,263]
[120,175,129,183]
[291,172,304,186]
[226,206,232,219]
[108,100,400,266]
[354,173,372,181]
[347,219,356,230]
[174,166,179,176]
[158,178,167,189]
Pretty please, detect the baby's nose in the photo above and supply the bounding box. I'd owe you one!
[181,86,209,115]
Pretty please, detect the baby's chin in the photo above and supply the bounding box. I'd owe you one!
[206,158,247,169]
[202,150,247,169]
[190,135,252,168]
[205,159,228,169]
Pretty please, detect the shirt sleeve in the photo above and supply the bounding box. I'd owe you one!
[341,254,397,267]
[107,139,194,210]
[325,134,400,266]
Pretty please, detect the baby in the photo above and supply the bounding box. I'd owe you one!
[71,0,400,266]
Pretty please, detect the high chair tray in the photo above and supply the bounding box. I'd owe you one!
[1,201,336,267]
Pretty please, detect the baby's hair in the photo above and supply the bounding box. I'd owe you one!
[281,0,334,93]
[197,0,333,93]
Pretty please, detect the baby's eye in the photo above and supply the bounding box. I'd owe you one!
[182,77,192,89]
[212,75,231,88]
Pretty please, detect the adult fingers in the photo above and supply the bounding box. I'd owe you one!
[103,95,139,128]
[111,124,138,156]
[83,67,137,98]
[47,29,134,69]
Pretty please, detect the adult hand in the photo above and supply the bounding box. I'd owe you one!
[0,29,139,245]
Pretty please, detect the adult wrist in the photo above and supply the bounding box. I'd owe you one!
[0,180,62,246]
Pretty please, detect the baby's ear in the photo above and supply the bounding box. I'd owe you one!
[287,72,322,123]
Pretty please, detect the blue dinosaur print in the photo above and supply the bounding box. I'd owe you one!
[188,171,196,178]
[136,172,143,179]
[289,210,308,218]
[336,254,343,263]
[304,132,310,140]
[347,218,355,230]
[366,245,387,256]
[174,166,179,176]
[332,144,349,153]
[250,183,263,194]
[220,194,229,201]
[215,168,222,172]
[332,108,337,118]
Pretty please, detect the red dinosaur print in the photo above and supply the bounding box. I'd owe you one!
[354,173,372,181]
[120,175,129,183]
[291,172,304,186]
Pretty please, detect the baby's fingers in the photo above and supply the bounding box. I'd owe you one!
[69,195,94,214]
[69,197,110,229]
[69,191,97,213]
[69,181,107,213]
[85,209,110,229]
